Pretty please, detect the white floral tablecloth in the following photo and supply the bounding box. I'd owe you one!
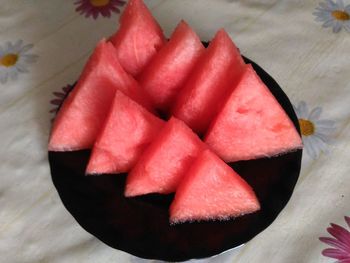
[1,0,349,262]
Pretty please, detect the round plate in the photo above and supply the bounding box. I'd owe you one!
[48,56,302,262]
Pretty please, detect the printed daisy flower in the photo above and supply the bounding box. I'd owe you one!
[75,0,126,19]
[293,101,336,159]
[313,0,350,33]
[0,40,38,84]
[319,216,350,262]
[50,84,73,120]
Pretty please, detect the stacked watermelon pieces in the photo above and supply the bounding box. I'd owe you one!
[49,0,302,224]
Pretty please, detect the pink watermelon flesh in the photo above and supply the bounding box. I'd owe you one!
[170,149,260,224]
[204,64,303,162]
[110,0,166,76]
[49,39,151,151]
[125,117,204,197]
[171,29,246,135]
[137,20,205,112]
[86,91,164,174]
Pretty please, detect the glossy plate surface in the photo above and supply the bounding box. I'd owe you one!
[48,56,302,262]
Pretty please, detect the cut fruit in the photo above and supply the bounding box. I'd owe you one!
[204,64,303,162]
[125,117,204,197]
[170,149,260,224]
[137,20,205,112]
[49,39,151,151]
[171,29,246,135]
[110,0,166,76]
[86,91,164,174]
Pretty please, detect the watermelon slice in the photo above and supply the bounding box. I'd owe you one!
[86,91,164,174]
[171,29,246,135]
[137,20,205,112]
[49,39,151,151]
[110,0,166,76]
[169,149,260,224]
[204,64,303,162]
[125,117,204,197]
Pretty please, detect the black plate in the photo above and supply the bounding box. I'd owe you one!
[48,56,302,262]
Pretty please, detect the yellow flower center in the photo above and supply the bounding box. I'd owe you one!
[90,0,110,7]
[299,119,315,136]
[331,10,350,21]
[0,53,18,67]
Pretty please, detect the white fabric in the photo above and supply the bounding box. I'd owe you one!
[1,0,349,262]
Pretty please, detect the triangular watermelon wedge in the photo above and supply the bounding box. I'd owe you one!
[125,117,204,197]
[49,39,151,151]
[204,64,303,162]
[171,29,246,135]
[110,0,166,76]
[170,149,260,224]
[86,91,164,175]
[137,20,205,112]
